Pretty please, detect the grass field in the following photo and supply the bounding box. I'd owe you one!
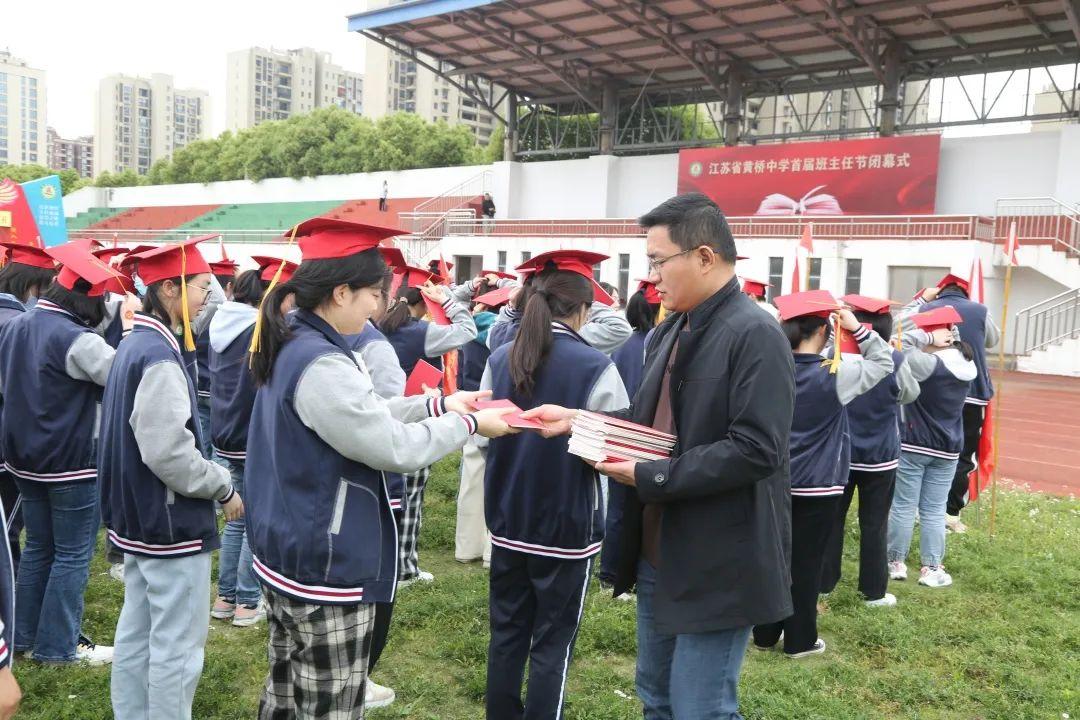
[10,454,1079,719]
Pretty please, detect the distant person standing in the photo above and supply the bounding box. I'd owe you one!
[481,193,496,219]
[379,180,389,212]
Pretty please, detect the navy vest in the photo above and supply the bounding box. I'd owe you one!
[103,311,124,349]
[922,291,993,403]
[195,328,211,399]
[208,322,256,460]
[848,349,904,472]
[0,300,101,483]
[458,338,491,392]
[611,330,647,399]
[789,354,849,496]
[246,311,397,605]
[487,317,519,353]
[901,354,971,459]
[0,295,25,468]
[98,313,220,557]
[347,322,405,508]
[485,325,612,559]
[384,317,441,375]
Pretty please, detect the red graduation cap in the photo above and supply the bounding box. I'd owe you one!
[936,273,970,293]
[209,259,239,277]
[129,236,215,286]
[773,289,841,322]
[394,264,450,324]
[72,237,105,251]
[736,254,749,261]
[92,247,135,295]
[911,305,963,331]
[250,255,298,283]
[841,294,893,315]
[481,269,517,281]
[635,278,661,305]
[0,241,56,270]
[294,217,406,261]
[473,285,513,309]
[379,247,406,271]
[46,242,123,297]
[515,249,614,305]
[740,276,771,299]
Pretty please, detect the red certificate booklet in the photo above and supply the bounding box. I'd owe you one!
[404,360,443,397]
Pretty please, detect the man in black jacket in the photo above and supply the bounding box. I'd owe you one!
[525,193,794,719]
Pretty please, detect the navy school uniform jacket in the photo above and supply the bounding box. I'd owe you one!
[789,326,894,497]
[611,329,648,398]
[895,304,977,459]
[245,310,479,605]
[0,299,116,483]
[347,320,407,510]
[919,291,999,406]
[0,294,26,473]
[0,512,11,668]
[383,296,477,375]
[844,348,921,472]
[98,312,234,557]
[482,323,629,559]
[488,300,633,355]
[208,301,258,462]
[195,328,211,401]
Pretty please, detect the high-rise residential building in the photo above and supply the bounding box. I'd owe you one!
[362,0,502,144]
[47,127,94,177]
[226,47,363,130]
[0,51,46,166]
[94,73,209,176]
[743,83,930,139]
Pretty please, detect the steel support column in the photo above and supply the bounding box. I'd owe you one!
[599,81,619,154]
[878,41,903,136]
[724,68,743,145]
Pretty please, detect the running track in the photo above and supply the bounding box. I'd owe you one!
[993,370,1079,497]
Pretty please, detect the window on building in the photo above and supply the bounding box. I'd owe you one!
[497,251,507,273]
[768,257,783,301]
[845,259,862,296]
[808,258,822,290]
[521,251,531,263]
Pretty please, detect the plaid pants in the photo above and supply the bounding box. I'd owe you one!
[397,466,430,581]
[259,590,375,720]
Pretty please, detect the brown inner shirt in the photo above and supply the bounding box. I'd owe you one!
[641,336,678,568]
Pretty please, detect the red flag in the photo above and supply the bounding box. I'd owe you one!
[799,222,814,254]
[968,256,985,303]
[442,349,459,395]
[1005,220,1020,267]
[0,179,42,248]
[436,255,452,284]
[790,254,801,293]
[969,403,995,501]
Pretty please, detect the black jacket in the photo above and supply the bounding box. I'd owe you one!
[613,276,795,635]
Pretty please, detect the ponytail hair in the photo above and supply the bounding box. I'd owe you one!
[954,338,975,362]
[232,269,268,308]
[378,286,422,336]
[508,267,592,397]
[41,278,106,328]
[250,248,387,385]
[142,276,180,327]
[625,290,658,333]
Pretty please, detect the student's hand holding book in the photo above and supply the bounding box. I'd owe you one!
[444,389,492,416]
[473,407,521,439]
[518,404,579,438]
[221,493,244,522]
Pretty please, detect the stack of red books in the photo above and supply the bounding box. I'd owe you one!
[568,411,676,463]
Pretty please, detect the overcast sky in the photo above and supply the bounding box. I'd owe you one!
[6,0,368,138]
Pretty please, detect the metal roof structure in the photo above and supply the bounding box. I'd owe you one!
[349,0,1080,155]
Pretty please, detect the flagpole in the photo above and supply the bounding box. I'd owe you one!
[989,225,1017,536]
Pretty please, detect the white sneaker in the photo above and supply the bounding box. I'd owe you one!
[865,593,898,608]
[614,592,635,603]
[399,570,435,589]
[76,640,114,666]
[785,638,826,659]
[918,566,953,588]
[365,679,396,709]
[945,515,968,534]
[232,602,267,627]
[888,561,908,581]
[109,563,125,582]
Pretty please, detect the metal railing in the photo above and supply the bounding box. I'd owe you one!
[1015,288,1080,355]
[444,214,993,241]
[405,169,490,221]
[74,228,287,244]
[993,197,1080,256]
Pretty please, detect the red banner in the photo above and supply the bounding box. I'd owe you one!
[0,178,42,247]
[677,135,941,216]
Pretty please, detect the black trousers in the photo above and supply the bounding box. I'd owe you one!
[370,507,402,673]
[0,470,22,574]
[754,495,841,654]
[947,403,985,516]
[486,546,592,720]
[820,468,897,600]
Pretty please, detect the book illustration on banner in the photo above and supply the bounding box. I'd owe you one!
[467,398,548,430]
[568,411,676,463]
[404,359,444,397]
[755,185,842,215]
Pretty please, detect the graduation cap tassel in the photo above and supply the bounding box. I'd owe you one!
[179,245,196,352]
[828,316,842,374]
[894,316,904,351]
[250,223,300,360]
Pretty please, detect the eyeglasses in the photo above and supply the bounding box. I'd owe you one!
[186,283,211,303]
[646,246,713,276]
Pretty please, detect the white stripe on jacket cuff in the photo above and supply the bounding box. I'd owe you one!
[426,397,448,417]
[852,325,872,343]
[218,486,236,504]
[461,414,478,435]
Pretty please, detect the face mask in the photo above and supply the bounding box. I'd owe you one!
[133,274,147,297]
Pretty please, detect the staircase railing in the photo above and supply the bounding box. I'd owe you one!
[1015,288,1080,355]
[993,196,1080,256]
[395,170,492,265]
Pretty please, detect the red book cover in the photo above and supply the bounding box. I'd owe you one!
[405,360,443,397]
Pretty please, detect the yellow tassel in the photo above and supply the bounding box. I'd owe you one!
[828,316,842,374]
[180,245,196,352]
[656,304,668,324]
[894,316,904,351]
[249,224,300,358]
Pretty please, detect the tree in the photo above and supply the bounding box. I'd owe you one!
[0,164,90,194]
[94,169,146,188]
